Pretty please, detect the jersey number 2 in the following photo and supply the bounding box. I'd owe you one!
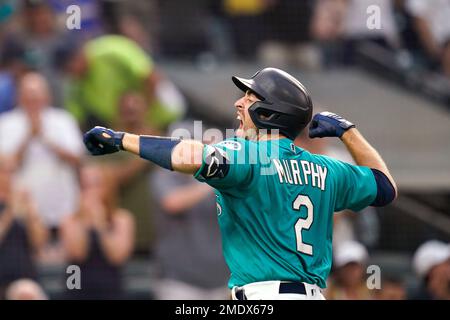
[293,194,314,256]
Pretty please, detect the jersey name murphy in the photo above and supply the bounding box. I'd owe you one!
[272,159,328,190]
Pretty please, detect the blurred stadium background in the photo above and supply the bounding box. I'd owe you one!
[0,0,449,300]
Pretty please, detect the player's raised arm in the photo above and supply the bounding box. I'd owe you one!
[309,112,397,205]
[339,128,397,193]
[83,126,204,174]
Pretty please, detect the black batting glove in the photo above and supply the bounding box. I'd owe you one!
[83,126,125,156]
[309,112,355,138]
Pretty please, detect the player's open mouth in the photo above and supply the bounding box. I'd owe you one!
[237,113,243,129]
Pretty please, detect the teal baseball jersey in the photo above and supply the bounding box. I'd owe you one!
[194,138,377,289]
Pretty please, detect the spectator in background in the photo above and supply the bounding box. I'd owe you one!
[373,275,406,300]
[326,241,372,300]
[0,40,30,114]
[312,0,400,66]
[311,0,347,42]
[259,0,322,70]
[222,0,270,59]
[0,156,48,299]
[150,121,229,300]
[5,278,48,300]
[60,163,135,300]
[0,73,83,245]
[109,91,160,252]
[115,1,159,55]
[4,0,67,105]
[55,34,185,131]
[158,0,213,59]
[411,240,450,300]
[0,0,18,56]
[115,92,160,136]
[405,0,450,77]
[118,14,153,54]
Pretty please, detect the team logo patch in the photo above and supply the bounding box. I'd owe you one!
[201,146,230,179]
[216,140,242,151]
[290,143,296,153]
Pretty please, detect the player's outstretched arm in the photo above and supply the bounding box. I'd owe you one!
[309,112,398,201]
[83,126,204,174]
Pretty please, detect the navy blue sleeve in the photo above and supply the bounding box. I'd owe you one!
[370,169,396,207]
[139,136,181,170]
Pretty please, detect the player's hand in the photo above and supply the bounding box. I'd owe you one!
[308,111,355,138]
[83,126,125,156]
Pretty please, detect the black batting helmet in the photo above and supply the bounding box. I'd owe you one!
[232,68,313,140]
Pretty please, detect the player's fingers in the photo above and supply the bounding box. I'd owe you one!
[308,119,319,138]
[84,132,98,147]
[308,127,323,139]
[84,140,98,155]
[83,132,103,155]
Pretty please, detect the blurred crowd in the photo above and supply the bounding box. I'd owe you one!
[0,0,449,300]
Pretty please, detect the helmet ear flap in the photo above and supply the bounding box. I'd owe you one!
[249,102,281,129]
[248,102,304,139]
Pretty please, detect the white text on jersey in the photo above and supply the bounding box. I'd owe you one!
[272,159,328,191]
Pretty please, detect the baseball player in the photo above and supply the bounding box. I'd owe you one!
[83,68,397,300]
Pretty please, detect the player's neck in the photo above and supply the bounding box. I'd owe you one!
[257,132,287,141]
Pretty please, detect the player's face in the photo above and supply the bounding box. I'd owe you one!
[234,90,260,139]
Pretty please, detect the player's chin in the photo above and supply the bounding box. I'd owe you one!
[235,128,244,138]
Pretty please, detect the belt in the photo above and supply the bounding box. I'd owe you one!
[234,282,307,300]
[279,282,307,295]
